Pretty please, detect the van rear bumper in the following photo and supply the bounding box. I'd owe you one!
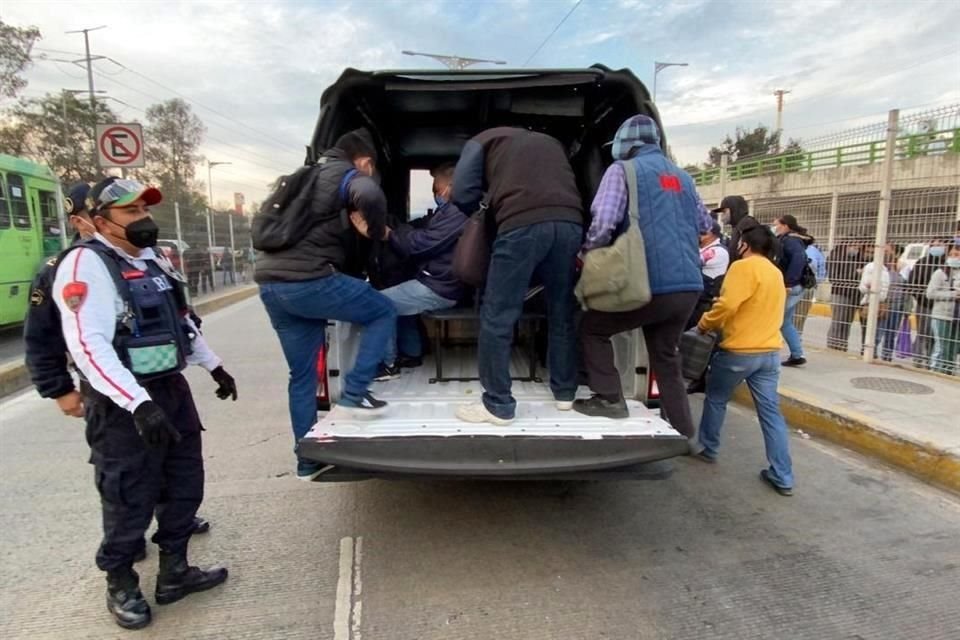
[296,433,690,478]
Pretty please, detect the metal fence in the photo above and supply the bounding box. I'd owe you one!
[714,110,960,377]
[693,103,960,186]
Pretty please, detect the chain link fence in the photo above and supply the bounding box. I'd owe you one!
[714,111,960,377]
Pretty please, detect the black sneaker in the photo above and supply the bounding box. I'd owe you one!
[396,355,423,369]
[339,392,388,417]
[760,469,793,496]
[572,395,629,419]
[781,357,807,367]
[373,363,400,381]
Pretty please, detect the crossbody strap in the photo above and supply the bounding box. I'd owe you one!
[618,159,640,223]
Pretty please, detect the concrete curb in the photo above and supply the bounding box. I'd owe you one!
[732,385,960,495]
[0,285,259,400]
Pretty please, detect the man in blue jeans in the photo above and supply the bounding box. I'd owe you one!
[349,163,468,380]
[774,214,812,367]
[255,129,397,480]
[451,127,583,424]
[695,225,795,496]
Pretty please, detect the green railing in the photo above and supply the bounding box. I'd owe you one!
[692,128,960,186]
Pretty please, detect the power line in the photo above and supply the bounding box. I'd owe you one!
[523,0,583,67]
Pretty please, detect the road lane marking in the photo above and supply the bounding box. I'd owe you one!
[334,536,363,640]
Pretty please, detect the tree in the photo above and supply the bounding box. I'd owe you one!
[0,20,41,100]
[707,124,785,165]
[0,92,120,181]
[143,98,205,204]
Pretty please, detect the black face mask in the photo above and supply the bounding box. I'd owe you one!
[106,215,160,248]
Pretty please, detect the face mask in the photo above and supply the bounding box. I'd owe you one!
[721,212,731,226]
[928,246,945,258]
[106,216,159,248]
[434,194,446,207]
[846,247,860,256]
[947,257,960,269]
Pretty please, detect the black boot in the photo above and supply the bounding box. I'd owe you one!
[155,550,228,605]
[106,568,152,630]
[191,516,211,535]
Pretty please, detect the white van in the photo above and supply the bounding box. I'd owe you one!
[296,66,687,481]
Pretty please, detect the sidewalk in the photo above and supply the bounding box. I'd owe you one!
[0,283,258,398]
[732,348,960,493]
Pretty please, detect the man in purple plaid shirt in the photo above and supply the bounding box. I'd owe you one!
[575,114,704,450]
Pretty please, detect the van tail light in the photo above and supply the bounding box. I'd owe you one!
[647,369,660,400]
[316,345,330,411]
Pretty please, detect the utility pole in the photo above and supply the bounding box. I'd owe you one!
[66,25,107,169]
[401,50,507,70]
[207,160,232,286]
[61,89,104,178]
[773,89,791,153]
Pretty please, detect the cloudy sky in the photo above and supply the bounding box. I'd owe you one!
[3,0,959,210]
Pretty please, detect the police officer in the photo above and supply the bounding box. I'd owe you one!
[52,177,237,630]
[24,183,213,562]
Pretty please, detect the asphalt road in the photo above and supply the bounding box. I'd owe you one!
[1,297,957,640]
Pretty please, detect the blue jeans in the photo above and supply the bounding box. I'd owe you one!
[259,274,397,448]
[697,350,794,488]
[480,221,581,419]
[877,303,905,361]
[781,285,804,359]
[380,279,456,365]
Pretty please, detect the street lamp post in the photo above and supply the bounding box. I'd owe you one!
[206,160,231,289]
[653,61,689,102]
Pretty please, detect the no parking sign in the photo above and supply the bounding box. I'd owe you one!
[96,123,145,168]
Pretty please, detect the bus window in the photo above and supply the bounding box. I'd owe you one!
[7,174,31,230]
[0,175,10,228]
[39,190,63,254]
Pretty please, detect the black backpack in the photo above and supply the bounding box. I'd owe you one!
[251,160,357,252]
[800,260,817,290]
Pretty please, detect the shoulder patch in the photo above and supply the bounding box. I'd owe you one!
[30,288,46,306]
[62,281,88,313]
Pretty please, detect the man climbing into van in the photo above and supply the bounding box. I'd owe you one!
[451,127,584,425]
[349,162,468,380]
[254,129,397,481]
[575,115,702,444]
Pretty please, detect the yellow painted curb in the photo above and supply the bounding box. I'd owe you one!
[0,285,259,400]
[732,385,960,495]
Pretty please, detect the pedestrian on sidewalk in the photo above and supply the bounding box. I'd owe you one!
[827,238,867,352]
[878,244,909,362]
[774,215,812,367]
[574,115,702,443]
[694,225,794,496]
[794,239,827,334]
[907,238,947,368]
[925,242,960,375]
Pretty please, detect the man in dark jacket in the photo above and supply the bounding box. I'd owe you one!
[714,195,760,261]
[451,127,584,424]
[350,162,468,379]
[575,115,702,442]
[827,238,868,352]
[774,214,811,366]
[255,129,397,480]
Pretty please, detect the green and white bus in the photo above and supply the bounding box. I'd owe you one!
[0,154,67,327]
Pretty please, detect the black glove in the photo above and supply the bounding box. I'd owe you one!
[211,366,238,401]
[133,401,182,448]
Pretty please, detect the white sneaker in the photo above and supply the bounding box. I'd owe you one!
[455,402,514,426]
[556,401,574,411]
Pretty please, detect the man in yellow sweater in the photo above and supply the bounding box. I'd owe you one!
[695,226,795,496]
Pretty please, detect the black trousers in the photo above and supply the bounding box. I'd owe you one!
[579,291,699,438]
[82,374,204,572]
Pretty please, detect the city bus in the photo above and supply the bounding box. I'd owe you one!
[0,154,67,327]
